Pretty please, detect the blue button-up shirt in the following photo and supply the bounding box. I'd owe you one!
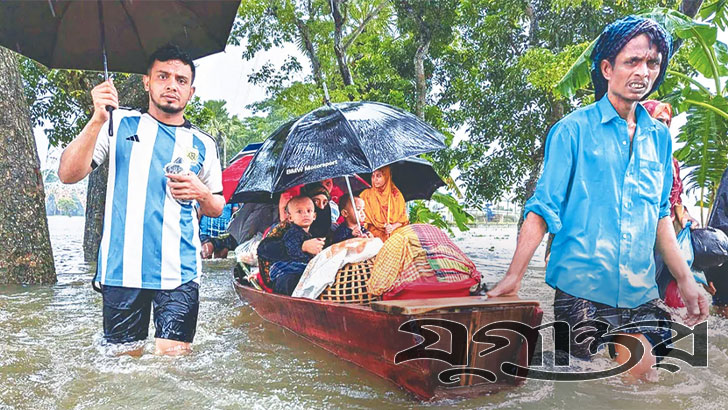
[524,96,673,308]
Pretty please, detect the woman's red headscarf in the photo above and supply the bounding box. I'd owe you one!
[643,100,673,127]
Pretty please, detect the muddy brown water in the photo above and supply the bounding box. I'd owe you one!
[1,216,727,409]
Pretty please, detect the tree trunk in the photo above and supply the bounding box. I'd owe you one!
[332,0,354,86]
[82,162,108,262]
[294,17,324,86]
[82,74,146,262]
[0,47,56,285]
[414,37,431,119]
[679,0,704,19]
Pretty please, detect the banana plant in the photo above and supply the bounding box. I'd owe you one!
[554,4,728,224]
[409,192,475,235]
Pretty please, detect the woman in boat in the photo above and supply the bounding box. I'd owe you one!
[302,182,334,238]
[320,178,341,223]
[360,166,408,242]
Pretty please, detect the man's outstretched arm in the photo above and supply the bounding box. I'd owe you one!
[487,212,548,297]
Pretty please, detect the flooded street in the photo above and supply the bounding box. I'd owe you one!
[1,216,727,409]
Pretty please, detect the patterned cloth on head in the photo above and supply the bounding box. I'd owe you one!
[590,15,672,101]
[643,100,673,123]
[360,165,408,242]
[367,224,480,296]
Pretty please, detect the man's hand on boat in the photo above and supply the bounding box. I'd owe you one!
[486,273,522,297]
[302,238,325,255]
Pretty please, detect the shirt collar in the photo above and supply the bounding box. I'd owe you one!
[597,95,656,131]
[142,109,192,128]
[597,95,619,124]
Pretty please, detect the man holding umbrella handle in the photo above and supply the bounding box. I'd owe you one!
[59,45,225,356]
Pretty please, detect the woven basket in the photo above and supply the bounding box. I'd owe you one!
[319,258,378,305]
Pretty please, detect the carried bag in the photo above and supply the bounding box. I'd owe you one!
[691,226,728,271]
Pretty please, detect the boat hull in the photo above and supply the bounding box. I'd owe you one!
[233,281,543,401]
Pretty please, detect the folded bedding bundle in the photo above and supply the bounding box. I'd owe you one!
[368,224,481,299]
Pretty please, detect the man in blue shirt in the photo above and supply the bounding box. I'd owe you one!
[488,16,709,381]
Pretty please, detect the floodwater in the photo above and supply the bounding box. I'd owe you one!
[1,216,727,409]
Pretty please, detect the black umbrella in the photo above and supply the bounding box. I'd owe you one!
[358,157,445,201]
[0,0,240,134]
[227,203,279,244]
[231,101,447,203]
[0,0,239,74]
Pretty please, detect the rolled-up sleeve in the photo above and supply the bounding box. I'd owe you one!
[658,127,674,219]
[523,121,576,234]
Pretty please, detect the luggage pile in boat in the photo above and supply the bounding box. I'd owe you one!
[235,223,483,304]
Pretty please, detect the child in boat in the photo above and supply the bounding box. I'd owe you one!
[330,194,372,245]
[257,196,325,295]
[302,182,335,238]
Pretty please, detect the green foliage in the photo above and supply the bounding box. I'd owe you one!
[524,42,592,96]
[701,0,728,29]
[56,197,77,217]
[553,40,597,98]
[408,193,475,235]
[673,95,728,209]
[19,58,146,148]
[409,200,451,233]
[19,58,98,147]
[431,192,474,231]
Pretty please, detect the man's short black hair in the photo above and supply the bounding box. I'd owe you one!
[147,44,196,83]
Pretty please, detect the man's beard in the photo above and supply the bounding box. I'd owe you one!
[151,94,185,114]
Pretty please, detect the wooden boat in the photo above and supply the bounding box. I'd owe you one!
[233,280,543,401]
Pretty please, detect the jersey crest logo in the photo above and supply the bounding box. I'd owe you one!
[184,146,199,163]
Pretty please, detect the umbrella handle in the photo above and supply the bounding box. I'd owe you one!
[345,176,361,228]
[107,107,114,136]
[98,0,113,137]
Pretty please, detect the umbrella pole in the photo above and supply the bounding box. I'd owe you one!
[344,175,361,228]
[97,0,114,136]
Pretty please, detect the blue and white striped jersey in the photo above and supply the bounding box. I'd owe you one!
[92,109,223,290]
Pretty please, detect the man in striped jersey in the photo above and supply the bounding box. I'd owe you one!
[58,45,225,356]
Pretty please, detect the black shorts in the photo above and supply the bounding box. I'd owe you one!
[553,288,672,361]
[102,281,199,344]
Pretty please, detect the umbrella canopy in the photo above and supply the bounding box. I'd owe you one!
[358,157,445,201]
[222,142,262,203]
[232,101,446,203]
[227,203,278,244]
[0,0,240,74]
